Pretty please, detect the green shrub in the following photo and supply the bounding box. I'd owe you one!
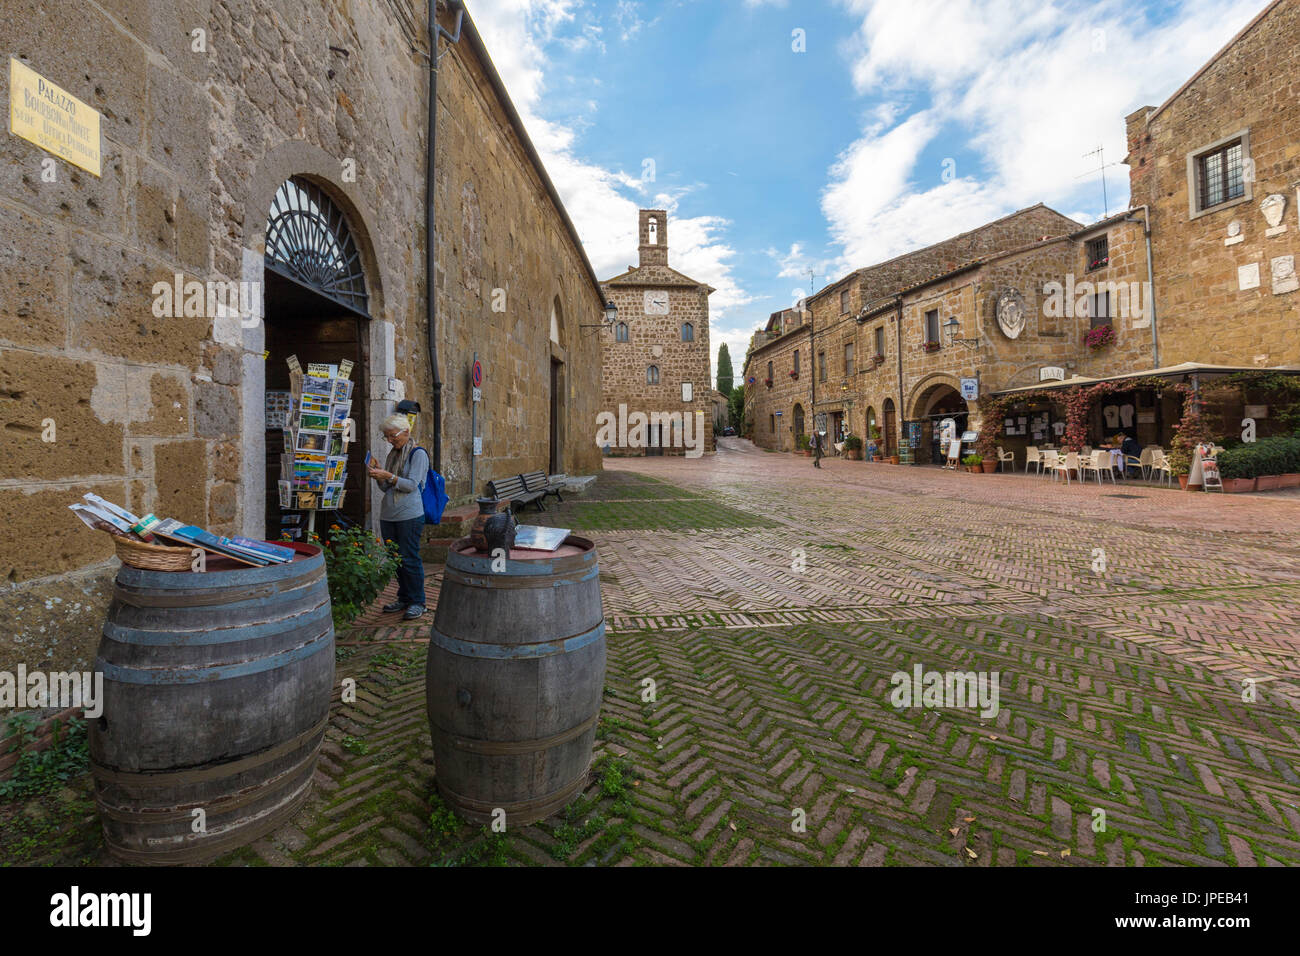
[961,453,983,466]
[1217,435,1300,479]
[290,525,401,629]
[0,714,89,800]
[796,433,810,451]
[843,434,863,451]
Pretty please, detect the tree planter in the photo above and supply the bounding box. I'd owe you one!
[980,459,997,473]
[1178,476,1202,491]
[1279,473,1300,489]
[1222,478,1257,493]
[889,455,900,465]
[847,449,863,460]
[1256,475,1282,491]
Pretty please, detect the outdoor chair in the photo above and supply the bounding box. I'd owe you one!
[1081,446,1093,458]
[1025,446,1042,475]
[1081,450,1115,484]
[1135,447,1153,479]
[1051,452,1079,484]
[1039,449,1059,477]
[1150,450,1174,487]
[996,446,1015,472]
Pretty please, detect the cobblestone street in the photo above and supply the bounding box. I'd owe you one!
[12,441,1300,867]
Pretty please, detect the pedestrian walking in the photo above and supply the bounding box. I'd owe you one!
[812,430,823,468]
[368,414,429,620]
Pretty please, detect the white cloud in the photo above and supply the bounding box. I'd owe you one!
[823,0,1266,270]
[468,0,750,341]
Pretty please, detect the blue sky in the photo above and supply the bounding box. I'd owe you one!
[468,0,1267,380]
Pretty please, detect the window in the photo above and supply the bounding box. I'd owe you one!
[818,351,827,382]
[1085,235,1109,271]
[874,326,885,359]
[647,217,659,244]
[770,414,775,434]
[924,309,940,346]
[844,342,854,376]
[1089,291,1112,329]
[615,322,628,342]
[793,350,800,375]
[767,360,773,382]
[840,290,850,314]
[682,322,694,342]
[1188,132,1250,216]
[647,365,660,384]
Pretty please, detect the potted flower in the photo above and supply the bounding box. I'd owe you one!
[764,378,773,388]
[1083,324,1116,350]
[789,369,799,380]
[980,455,998,473]
[872,353,885,367]
[961,453,983,473]
[796,433,811,457]
[922,341,941,353]
[843,434,863,460]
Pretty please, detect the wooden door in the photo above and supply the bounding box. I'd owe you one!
[884,405,897,456]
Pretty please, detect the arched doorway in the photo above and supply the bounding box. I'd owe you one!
[882,399,897,456]
[549,296,566,474]
[262,176,372,539]
[792,403,805,448]
[912,381,968,465]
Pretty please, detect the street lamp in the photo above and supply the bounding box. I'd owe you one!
[944,316,980,350]
[581,300,620,334]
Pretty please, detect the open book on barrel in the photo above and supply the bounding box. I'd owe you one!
[152,520,295,567]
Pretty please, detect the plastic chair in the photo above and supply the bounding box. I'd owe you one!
[1040,450,1060,477]
[996,446,1015,473]
[1150,450,1173,487]
[1025,446,1042,475]
[1051,452,1079,484]
[1135,447,1153,480]
[1082,450,1115,484]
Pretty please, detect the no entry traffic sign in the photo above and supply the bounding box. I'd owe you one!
[472,360,483,388]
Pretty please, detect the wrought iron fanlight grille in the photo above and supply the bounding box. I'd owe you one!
[265,177,369,315]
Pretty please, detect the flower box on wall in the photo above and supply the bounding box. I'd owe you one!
[922,342,941,353]
[1083,324,1116,350]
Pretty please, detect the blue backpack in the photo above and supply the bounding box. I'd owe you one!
[412,446,449,525]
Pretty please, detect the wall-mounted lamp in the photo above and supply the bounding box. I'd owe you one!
[582,301,620,334]
[943,316,980,351]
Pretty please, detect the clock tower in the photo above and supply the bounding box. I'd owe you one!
[599,209,716,456]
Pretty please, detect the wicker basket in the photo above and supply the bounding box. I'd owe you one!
[113,535,195,572]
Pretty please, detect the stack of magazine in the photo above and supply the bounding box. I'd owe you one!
[69,493,296,568]
[274,355,353,515]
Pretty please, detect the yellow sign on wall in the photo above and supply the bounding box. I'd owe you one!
[8,58,101,176]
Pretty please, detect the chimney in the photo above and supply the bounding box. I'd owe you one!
[638,209,668,268]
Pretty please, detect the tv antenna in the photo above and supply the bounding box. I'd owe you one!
[1077,145,1123,218]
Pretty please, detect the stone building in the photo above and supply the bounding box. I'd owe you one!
[600,210,716,456]
[1125,0,1299,368]
[744,205,1080,454]
[0,0,605,672]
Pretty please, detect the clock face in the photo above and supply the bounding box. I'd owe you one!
[643,290,670,315]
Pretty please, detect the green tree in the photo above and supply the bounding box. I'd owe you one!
[716,343,734,395]
[728,385,744,431]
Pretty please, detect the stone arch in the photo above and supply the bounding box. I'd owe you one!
[237,141,388,539]
[907,372,965,420]
[551,294,564,344]
[792,402,806,440]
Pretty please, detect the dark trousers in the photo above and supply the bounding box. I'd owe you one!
[380,517,426,607]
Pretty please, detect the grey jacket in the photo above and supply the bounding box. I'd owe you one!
[378,444,429,521]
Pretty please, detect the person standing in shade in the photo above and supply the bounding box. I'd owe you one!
[812,430,823,469]
[368,414,429,620]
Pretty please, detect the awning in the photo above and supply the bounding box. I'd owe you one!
[992,363,1300,396]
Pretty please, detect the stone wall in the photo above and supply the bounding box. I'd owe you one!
[0,0,604,671]
[1126,0,1300,368]
[744,205,1083,453]
[600,210,716,457]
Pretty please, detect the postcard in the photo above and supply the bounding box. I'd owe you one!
[296,429,329,453]
[300,412,330,432]
[330,402,352,430]
[278,480,292,509]
[331,378,353,404]
[302,376,333,398]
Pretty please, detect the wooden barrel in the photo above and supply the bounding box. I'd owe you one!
[426,536,605,825]
[89,543,334,865]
